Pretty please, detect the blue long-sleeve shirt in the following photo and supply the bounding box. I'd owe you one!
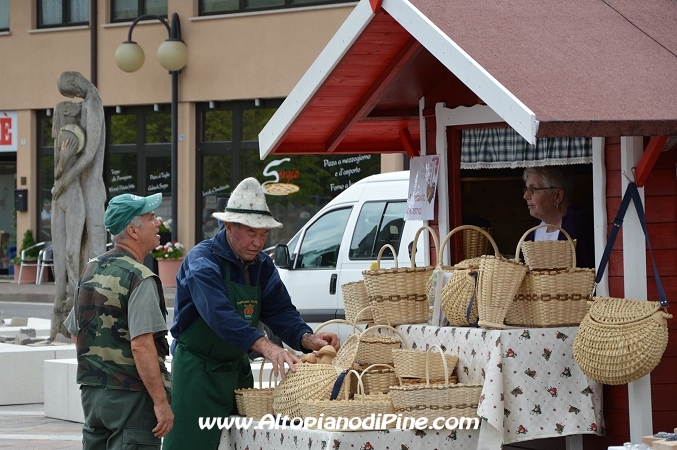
[170,228,312,355]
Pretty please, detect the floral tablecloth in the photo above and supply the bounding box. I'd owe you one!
[218,425,479,450]
[396,325,605,449]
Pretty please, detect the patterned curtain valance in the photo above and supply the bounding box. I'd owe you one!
[461,127,592,169]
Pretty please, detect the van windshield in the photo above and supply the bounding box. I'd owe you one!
[350,201,406,259]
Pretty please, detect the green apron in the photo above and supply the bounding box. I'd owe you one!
[163,264,261,450]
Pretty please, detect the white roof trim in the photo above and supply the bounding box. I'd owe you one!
[383,0,537,144]
[259,0,374,158]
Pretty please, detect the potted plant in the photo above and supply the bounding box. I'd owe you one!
[156,217,172,245]
[152,241,184,288]
[12,229,40,283]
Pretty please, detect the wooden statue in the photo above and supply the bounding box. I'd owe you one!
[50,72,106,340]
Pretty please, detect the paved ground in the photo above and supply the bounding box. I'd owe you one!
[0,279,175,449]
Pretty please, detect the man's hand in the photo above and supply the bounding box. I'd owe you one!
[131,333,174,437]
[301,332,340,352]
[251,337,301,379]
[152,402,174,438]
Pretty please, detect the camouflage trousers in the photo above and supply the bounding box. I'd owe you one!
[81,385,159,450]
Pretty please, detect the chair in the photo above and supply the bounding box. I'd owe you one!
[36,243,54,285]
[17,241,48,284]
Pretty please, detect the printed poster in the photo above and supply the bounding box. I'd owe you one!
[405,155,440,221]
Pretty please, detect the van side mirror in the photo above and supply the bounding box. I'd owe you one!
[274,244,291,269]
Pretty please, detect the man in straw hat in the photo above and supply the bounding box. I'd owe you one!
[64,193,173,448]
[164,177,339,450]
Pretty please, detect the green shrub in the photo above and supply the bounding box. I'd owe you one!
[11,229,39,265]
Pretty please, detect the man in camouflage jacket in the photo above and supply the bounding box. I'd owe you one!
[64,193,173,449]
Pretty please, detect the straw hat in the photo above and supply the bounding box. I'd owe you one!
[212,178,282,229]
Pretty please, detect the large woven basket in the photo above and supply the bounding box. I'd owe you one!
[463,227,493,260]
[392,347,458,381]
[506,224,595,327]
[439,225,500,326]
[235,359,277,419]
[273,363,346,418]
[342,280,373,323]
[475,253,527,329]
[363,225,436,325]
[390,345,482,421]
[300,367,395,430]
[573,297,672,385]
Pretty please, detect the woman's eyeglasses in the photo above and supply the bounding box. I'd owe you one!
[523,186,558,195]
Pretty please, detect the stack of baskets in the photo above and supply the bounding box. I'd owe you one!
[505,224,595,327]
[390,345,481,420]
[362,226,437,326]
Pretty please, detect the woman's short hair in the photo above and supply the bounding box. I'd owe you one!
[523,167,573,205]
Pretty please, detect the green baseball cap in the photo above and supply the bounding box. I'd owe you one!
[104,193,162,235]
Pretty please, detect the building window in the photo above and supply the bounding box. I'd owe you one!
[37,0,88,28]
[107,106,173,225]
[199,0,353,15]
[112,0,167,22]
[197,99,380,246]
[0,0,9,32]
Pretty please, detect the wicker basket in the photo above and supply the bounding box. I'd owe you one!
[342,280,373,323]
[438,225,500,326]
[273,363,346,418]
[392,347,458,381]
[520,225,577,269]
[476,255,528,329]
[235,359,278,419]
[463,227,493,260]
[573,297,672,385]
[315,318,405,367]
[390,345,482,420]
[506,224,595,327]
[300,367,395,430]
[355,363,399,394]
[363,225,437,325]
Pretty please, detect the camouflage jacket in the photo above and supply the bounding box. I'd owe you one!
[73,247,170,393]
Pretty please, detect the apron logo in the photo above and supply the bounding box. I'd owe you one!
[242,302,256,320]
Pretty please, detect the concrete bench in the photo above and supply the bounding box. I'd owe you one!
[0,342,76,405]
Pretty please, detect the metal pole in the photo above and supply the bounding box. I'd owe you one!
[171,69,178,243]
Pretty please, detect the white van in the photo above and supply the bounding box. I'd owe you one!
[273,170,429,341]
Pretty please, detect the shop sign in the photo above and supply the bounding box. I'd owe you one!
[0,111,17,152]
[406,155,440,221]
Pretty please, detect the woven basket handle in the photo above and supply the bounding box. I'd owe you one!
[353,305,377,324]
[314,319,364,335]
[258,358,279,389]
[438,225,500,265]
[344,369,366,401]
[360,324,409,349]
[411,226,440,268]
[515,223,577,268]
[426,344,450,387]
[374,244,398,270]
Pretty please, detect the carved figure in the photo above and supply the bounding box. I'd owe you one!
[50,72,106,340]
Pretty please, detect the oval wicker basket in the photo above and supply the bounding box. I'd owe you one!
[573,297,672,385]
[392,347,458,381]
[272,363,345,418]
[506,224,594,327]
[342,280,373,323]
[476,254,527,329]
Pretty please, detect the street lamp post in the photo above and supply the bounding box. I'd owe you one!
[114,12,187,243]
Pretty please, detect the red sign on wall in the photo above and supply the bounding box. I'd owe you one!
[0,111,17,152]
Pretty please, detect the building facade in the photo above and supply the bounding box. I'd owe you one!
[0,0,403,265]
